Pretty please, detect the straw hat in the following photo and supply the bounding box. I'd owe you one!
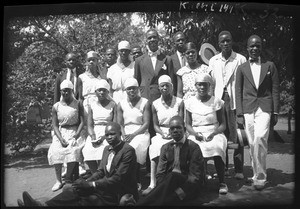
[199,43,218,65]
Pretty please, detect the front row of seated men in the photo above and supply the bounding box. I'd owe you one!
[18,116,205,206]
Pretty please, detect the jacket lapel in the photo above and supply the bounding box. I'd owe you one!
[172,53,181,70]
[154,54,166,75]
[143,54,155,77]
[258,61,269,88]
[243,62,257,89]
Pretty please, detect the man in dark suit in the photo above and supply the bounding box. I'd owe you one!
[136,116,205,205]
[170,31,186,95]
[54,53,83,103]
[134,29,175,103]
[18,122,139,206]
[235,35,279,190]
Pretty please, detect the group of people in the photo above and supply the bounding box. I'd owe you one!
[17,28,279,206]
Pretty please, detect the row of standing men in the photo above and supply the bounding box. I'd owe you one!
[21,28,279,206]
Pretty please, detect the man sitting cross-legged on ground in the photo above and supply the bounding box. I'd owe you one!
[18,122,139,206]
[136,115,205,206]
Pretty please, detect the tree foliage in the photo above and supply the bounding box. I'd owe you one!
[139,8,295,114]
[4,13,145,153]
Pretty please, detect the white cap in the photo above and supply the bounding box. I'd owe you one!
[158,75,172,86]
[118,41,131,50]
[87,51,98,59]
[60,80,74,90]
[95,79,110,92]
[195,73,213,84]
[124,77,139,89]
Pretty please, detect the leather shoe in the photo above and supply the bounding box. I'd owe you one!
[22,191,42,206]
[234,173,244,180]
[51,182,63,192]
[141,186,153,196]
[219,183,228,194]
[17,199,24,207]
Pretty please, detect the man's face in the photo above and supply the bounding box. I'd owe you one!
[146,30,159,52]
[105,49,117,65]
[118,49,131,62]
[174,33,186,53]
[247,37,262,59]
[65,54,77,69]
[131,47,143,60]
[105,125,121,147]
[218,34,233,54]
[169,119,185,142]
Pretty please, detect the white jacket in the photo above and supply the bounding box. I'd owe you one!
[209,51,246,110]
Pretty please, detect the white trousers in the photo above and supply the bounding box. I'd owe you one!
[244,107,271,185]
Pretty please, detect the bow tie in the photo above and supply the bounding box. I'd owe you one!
[249,58,259,63]
[148,50,159,57]
[171,142,183,146]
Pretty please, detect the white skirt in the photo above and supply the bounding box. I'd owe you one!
[188,125,227,163]
[48,126,85,165]
[149,127,172,160]
[124,124,150,164]
[82,125,109,161]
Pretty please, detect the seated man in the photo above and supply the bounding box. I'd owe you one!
[18,122,138,206]
[136,115,205,205]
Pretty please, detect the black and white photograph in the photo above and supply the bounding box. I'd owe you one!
[2,1,298,207]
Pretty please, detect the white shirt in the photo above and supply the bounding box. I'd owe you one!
[176,51,186,67]
[249,57,261,89]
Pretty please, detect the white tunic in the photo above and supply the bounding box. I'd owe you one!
[185,96,227,163]
[120,97,150,164]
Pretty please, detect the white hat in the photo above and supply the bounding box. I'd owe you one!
[87,51,98,59]
[118,41,131,50]
[199,43,218,65]
[158,75,172,86]
[195,73,213,84]
[124,77,139,89]
[60,80,74,90]
[95,79,110,92]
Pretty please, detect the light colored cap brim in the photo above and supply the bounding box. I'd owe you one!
[124,78,139,89]
[95,79,110,92]
[118,41,131,50]
[195,73,213,84]
[199,43,218,65]
[87,51,98,59]
[60,80,74,90]
[158,75,172,85]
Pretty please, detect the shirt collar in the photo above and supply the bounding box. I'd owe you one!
[172,135,186,145]
[249,56,261,64]
[108,140,123,153]
[147,45,160,57]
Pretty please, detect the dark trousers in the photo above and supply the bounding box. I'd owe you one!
[222,91,244,173]
[65,162,79,183]
[46,187,117,206]
[136,172,192,206]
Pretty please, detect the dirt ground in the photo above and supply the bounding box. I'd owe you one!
[3,118,296,207]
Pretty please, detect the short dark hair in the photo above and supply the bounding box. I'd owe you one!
[173,31,185,40]
[169,115,184,127]
[218,31,232,39]
[247,35,262,46]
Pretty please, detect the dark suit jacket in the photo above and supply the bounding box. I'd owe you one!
[54,68,83,103]
[87,141,138,202]
[134,53,175,103]
[170,52,182,96]
[235,59,280,116]
[156,139,205,197]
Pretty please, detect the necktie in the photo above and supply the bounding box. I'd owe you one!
[172,142,183,173]
[106,150,115,172]
[181,54,186,67]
